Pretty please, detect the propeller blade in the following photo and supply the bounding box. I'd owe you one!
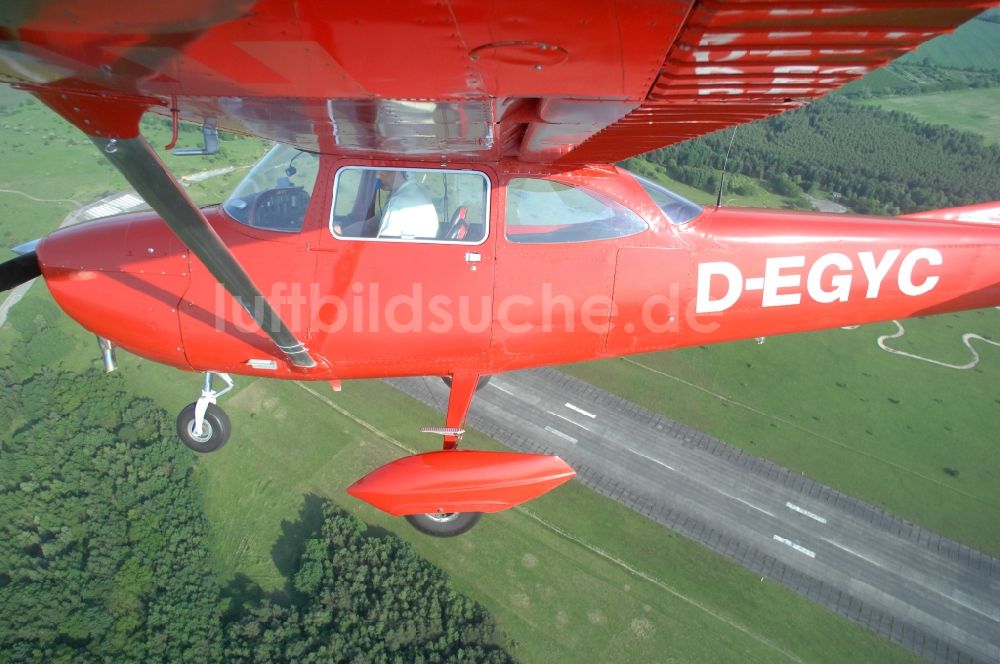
[0,251,42,292]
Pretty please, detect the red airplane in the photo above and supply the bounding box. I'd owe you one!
[1,1,999,536]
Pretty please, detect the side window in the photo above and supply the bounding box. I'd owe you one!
[330,167,489,243]
[630,173,702,225]
[505,178,647,244]
[223,144,319,233]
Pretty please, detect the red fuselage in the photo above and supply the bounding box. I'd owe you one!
[36,159,1000,381]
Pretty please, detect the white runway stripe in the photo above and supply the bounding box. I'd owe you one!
[785,502,828,524]
[544,426,578,444]
[564,402,596,418]
[773,534,816,559]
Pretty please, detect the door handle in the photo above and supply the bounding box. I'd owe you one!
[464,252,481,263]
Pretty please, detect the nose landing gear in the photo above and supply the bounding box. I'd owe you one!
[176,371,234,453]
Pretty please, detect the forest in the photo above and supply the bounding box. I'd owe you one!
[0,345,513,662]
[633,96,1000,215]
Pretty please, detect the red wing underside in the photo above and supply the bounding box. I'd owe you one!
[0,0,993,163]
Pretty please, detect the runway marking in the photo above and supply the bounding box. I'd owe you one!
[544,426,578,444]
[621,357,985,503]
[822,538,997,620]
[773,534,816,559]
[564,402,596,418]
[821,538,882,568]
[785,502,827,524]
[547,410,593,432]
[84,193,146,219]
[720,491,775,517]
[627,448,676,472]
[492,382,515,396]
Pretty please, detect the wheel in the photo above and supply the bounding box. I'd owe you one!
[405,512,482,537]
[441,375,492,392]
[176,402,231,453]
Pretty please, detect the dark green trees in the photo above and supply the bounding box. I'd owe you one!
[1,364,514,663]
[0,368,224,662]
[641,97,1000,215]
[225,504,514,664]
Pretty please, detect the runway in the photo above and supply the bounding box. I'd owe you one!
[390,368,1000,663]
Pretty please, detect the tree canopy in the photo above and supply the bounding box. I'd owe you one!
[1,362,514,663]
[225,503,514,664]
[0,368,224,662]
[639,96,1000,215]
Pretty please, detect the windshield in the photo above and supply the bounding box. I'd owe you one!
[628,172,702,225]
[223,144,320,232]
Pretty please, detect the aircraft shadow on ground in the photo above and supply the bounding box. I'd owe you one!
[221,492,394,618]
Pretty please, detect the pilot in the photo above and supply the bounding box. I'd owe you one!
[334,170,439,239]
[373,170,439,239]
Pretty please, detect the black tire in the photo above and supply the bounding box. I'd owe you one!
[405,512,482,537]
[441,375,492,392]
[176,402,231,453]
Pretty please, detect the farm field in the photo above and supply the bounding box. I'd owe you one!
[896,14,1000,71]
[858,87,1000,146]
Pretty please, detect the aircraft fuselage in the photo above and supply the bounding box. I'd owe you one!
[36,158,1000,382]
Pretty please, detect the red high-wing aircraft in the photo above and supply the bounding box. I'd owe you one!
[1,1,999,536]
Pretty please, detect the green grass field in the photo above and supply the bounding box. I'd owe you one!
[897,16,1000,71]
[858,87,1000,146]
[563,309,1000,556]
[624,158,803,210]
[0,284,919,663]
[0,90,267,258]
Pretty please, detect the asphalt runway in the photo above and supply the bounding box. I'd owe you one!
[390,368,1000,663]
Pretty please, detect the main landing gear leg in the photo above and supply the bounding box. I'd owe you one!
[408,373,483,537]
[442,372,479,450]
[176,372,234,453]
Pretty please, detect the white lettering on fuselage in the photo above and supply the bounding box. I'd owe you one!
[696,248,942,314]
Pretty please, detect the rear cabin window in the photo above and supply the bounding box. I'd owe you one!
[223,144,319,233]
[504,178,647,243]
[330,167,489,244]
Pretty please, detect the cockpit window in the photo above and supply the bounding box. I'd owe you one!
[223,144,319,233]
[330,166,489,244]
[629,173,702,225]
[504,178,647,244]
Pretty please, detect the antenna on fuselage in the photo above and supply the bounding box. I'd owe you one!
[715,127,738,208]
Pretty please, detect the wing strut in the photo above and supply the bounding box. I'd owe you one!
[28,89,316,368]
[94,135,318,369]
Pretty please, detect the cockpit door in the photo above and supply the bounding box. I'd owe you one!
[311,163,497,377]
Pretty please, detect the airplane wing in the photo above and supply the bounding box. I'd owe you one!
[0,0,994,164]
